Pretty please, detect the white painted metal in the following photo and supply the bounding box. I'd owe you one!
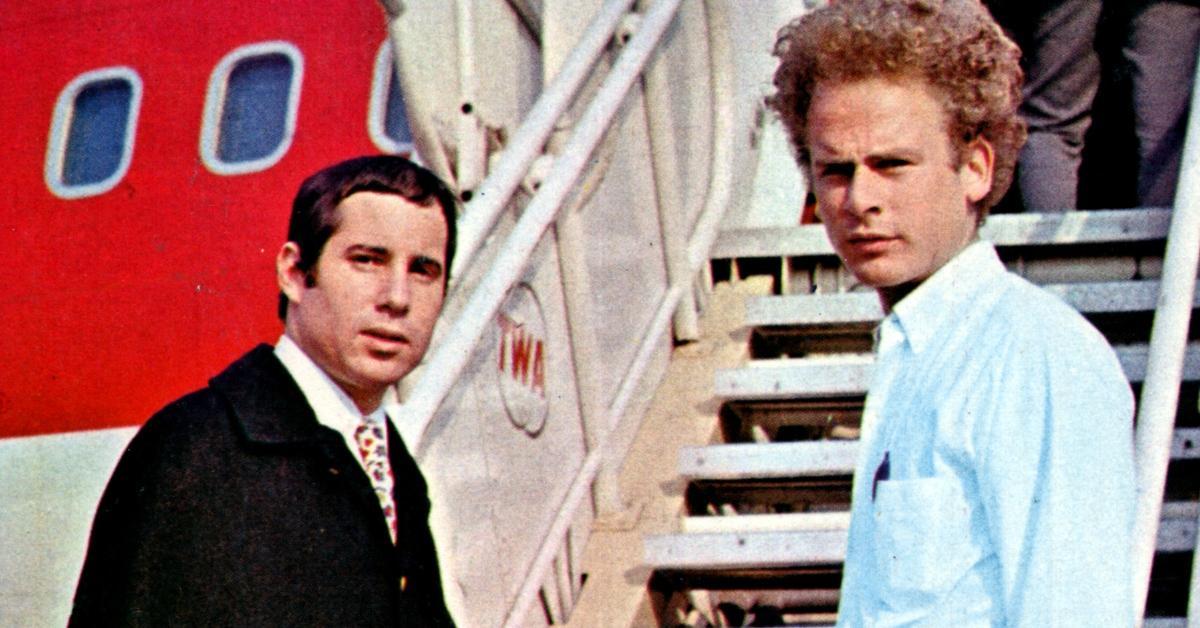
[1191,502,1200,626]
[404,0,680,455]
[682,512,851,534]
[500,2,740,624]
[538,1,628,518]
[715,355,875,401]
[711,208,1172,259]
[639,0,700,342]
[1133,51,1200,622]
[0,428,137,626]
[453,0,487,196]
[716,344,1200,401]
[644,529,849,569]
[447,0,637,279]
[679,440,859,479]
[504,0,542,41]
[746,281,1200,328]
[649,504,1196,570]
[680,429,1200,485]
[383,3,455,184]
[747,292,883,327]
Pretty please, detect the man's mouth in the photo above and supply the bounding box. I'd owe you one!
[361,328,409,348]
[845,232,899,254]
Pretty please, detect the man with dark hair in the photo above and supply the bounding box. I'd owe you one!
[70,155,457,626]
[772,1,1135,624]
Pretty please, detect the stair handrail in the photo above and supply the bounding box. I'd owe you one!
[395,0,682,455]
[382,0,739,623]
[1132,47,1200,625]
[500,0,734,624]
[382,0,639,281]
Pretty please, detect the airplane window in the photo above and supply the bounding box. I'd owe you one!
[368,41,415,155]
[45,67,142,199]
[201,41,303,175]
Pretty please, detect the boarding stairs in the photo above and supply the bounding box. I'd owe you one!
[640,208,1200,626]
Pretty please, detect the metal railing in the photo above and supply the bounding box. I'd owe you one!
[500,3,736,625]
[382,0,737,625]
[1132,46,1200,626]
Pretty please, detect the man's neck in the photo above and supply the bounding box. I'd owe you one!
[877,282,919,314]
[875,236,982,314]
[349,391,384,416]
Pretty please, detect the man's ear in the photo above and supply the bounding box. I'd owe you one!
[276,242,307,304]
[960,136,996,206]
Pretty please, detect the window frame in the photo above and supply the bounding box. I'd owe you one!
[199,40,304,176]
[45,66,143,200]
[368,40,415,156]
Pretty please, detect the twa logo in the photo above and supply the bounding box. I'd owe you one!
[496,283,548,436]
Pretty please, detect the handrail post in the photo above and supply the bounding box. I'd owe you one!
[638,0,701,342]
[454,0,487,198]
[543,0,626,516]
[499,1,733,624]
[1131,45,1200,625]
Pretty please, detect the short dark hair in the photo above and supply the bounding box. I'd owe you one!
[770,0,1026,217]
[278,155,459,320]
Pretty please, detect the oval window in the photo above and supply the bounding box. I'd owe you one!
[45,67,142,199]
[201,41,303,175]
[368,41,415,155]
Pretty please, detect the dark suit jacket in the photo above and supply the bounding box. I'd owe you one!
[69,345,455,627]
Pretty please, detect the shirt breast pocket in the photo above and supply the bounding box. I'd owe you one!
[872,476,976,597]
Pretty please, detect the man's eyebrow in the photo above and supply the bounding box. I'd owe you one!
[344,243,390,257]
[809,139,847,161]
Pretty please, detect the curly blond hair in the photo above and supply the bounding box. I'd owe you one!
[770,0,1026,215]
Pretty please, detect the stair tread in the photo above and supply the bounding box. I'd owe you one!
[715,343,1200,399]
[681,428,1200,479]
[646,501,1197,569]
[714,208,1171,259]
[747,279,1193,328]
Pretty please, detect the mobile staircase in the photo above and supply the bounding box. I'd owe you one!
[642,207,1200,626]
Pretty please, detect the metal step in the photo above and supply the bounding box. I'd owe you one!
[646,501,1198,571]
[680,428,1200,481]
[746,279,1197,330]
[716,343,1200,401]
[712,208,1172,259]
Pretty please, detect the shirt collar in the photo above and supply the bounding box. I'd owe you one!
[274,335,397,439]
[884,240,1006,355]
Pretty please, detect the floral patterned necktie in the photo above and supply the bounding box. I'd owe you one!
[354,415,398,544]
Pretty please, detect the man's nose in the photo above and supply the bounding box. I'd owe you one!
[380,270,411,314]
[842,173,883,218]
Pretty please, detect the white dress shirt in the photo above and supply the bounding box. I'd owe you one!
[274,335,397,474]
[836,241,1136,627]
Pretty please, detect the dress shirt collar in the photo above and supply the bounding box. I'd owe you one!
[274,335,397,443]
[885,240,1006,356]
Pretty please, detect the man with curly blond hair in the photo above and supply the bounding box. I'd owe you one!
[772,1,1135,624]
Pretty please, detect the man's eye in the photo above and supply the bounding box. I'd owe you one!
[411,258,443,280]
[351,254,384,266]
[819,163,853,179]
[876,158,911,170]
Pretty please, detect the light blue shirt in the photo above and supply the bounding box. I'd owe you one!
[836,241,1135,627]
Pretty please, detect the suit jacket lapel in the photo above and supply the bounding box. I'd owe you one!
[211,344,396,545]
